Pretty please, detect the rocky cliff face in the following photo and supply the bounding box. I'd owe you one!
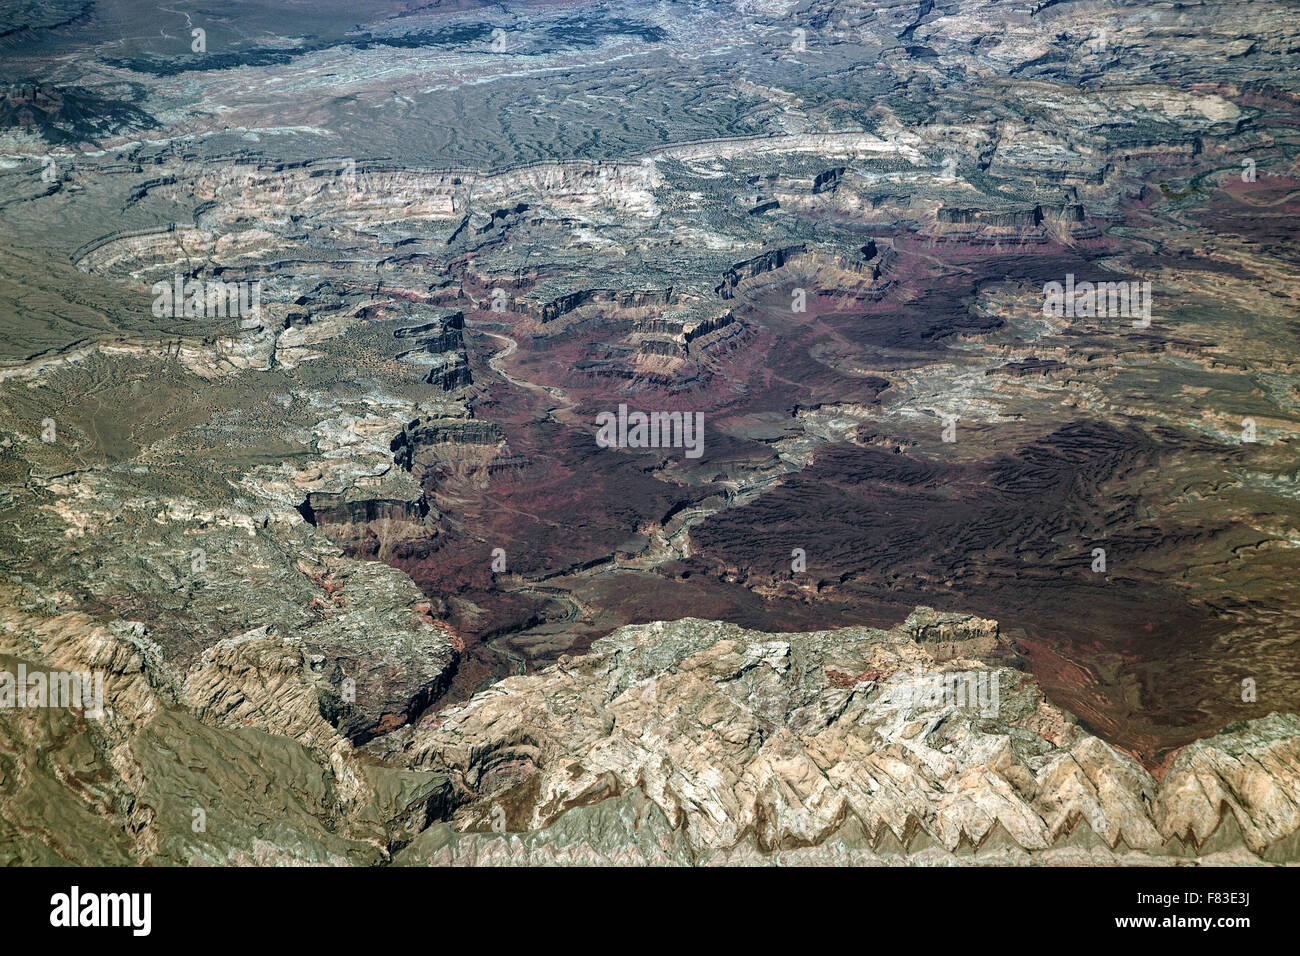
[384,610,1300,865]
[2,0,1299,868]
[1,573,1297,865]
[0,586,457,865]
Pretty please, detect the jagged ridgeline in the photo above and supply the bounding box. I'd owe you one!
[3,602,1298,865]
[0,0,1298,870]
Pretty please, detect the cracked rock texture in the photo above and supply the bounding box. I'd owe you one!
[1,0,1298,866]
[2,593,1298,864]
[383,609,1300,865]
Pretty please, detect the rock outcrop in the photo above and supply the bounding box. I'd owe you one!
[2,583,1298,865]
[378,610,1300,865]
[2,0,1299,870]
[0,591,453,864]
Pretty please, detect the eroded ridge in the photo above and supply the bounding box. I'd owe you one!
[382,609,1300,866]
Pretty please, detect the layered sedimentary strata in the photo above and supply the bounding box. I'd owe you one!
[4,597,1297,865]
[0,0,1298,865]
[0,599,454,865]
[382,610,1300,865]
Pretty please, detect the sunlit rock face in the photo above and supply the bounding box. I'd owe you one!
[0,0,1298,864]
[385,611,1300,866]
[4,598,1298,865]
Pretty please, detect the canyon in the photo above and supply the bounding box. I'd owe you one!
[0,0,1297,864]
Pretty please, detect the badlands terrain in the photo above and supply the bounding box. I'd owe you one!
[0,0,1298,864]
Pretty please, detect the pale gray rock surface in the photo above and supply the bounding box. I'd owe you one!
[386,610,1300,865]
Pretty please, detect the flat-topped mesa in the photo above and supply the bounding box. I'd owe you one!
[936,205,1043,228]
[422,353,473,391]
[681,311,737,345]
[715,244,810,299]
[391,312,472,390]
[902,606,1003,661]
[394,311,465,353]
[390,416,506,473]
[927,204,1055,244]
[297,490,430,551]
[630,311,741,358]
[538,286,677,323]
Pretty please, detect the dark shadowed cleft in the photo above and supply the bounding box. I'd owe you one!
[0,83,155,143]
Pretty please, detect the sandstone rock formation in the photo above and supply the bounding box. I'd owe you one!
[5,595,1297,865]
[1,0,1298,868]
[381,609,1300,865]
